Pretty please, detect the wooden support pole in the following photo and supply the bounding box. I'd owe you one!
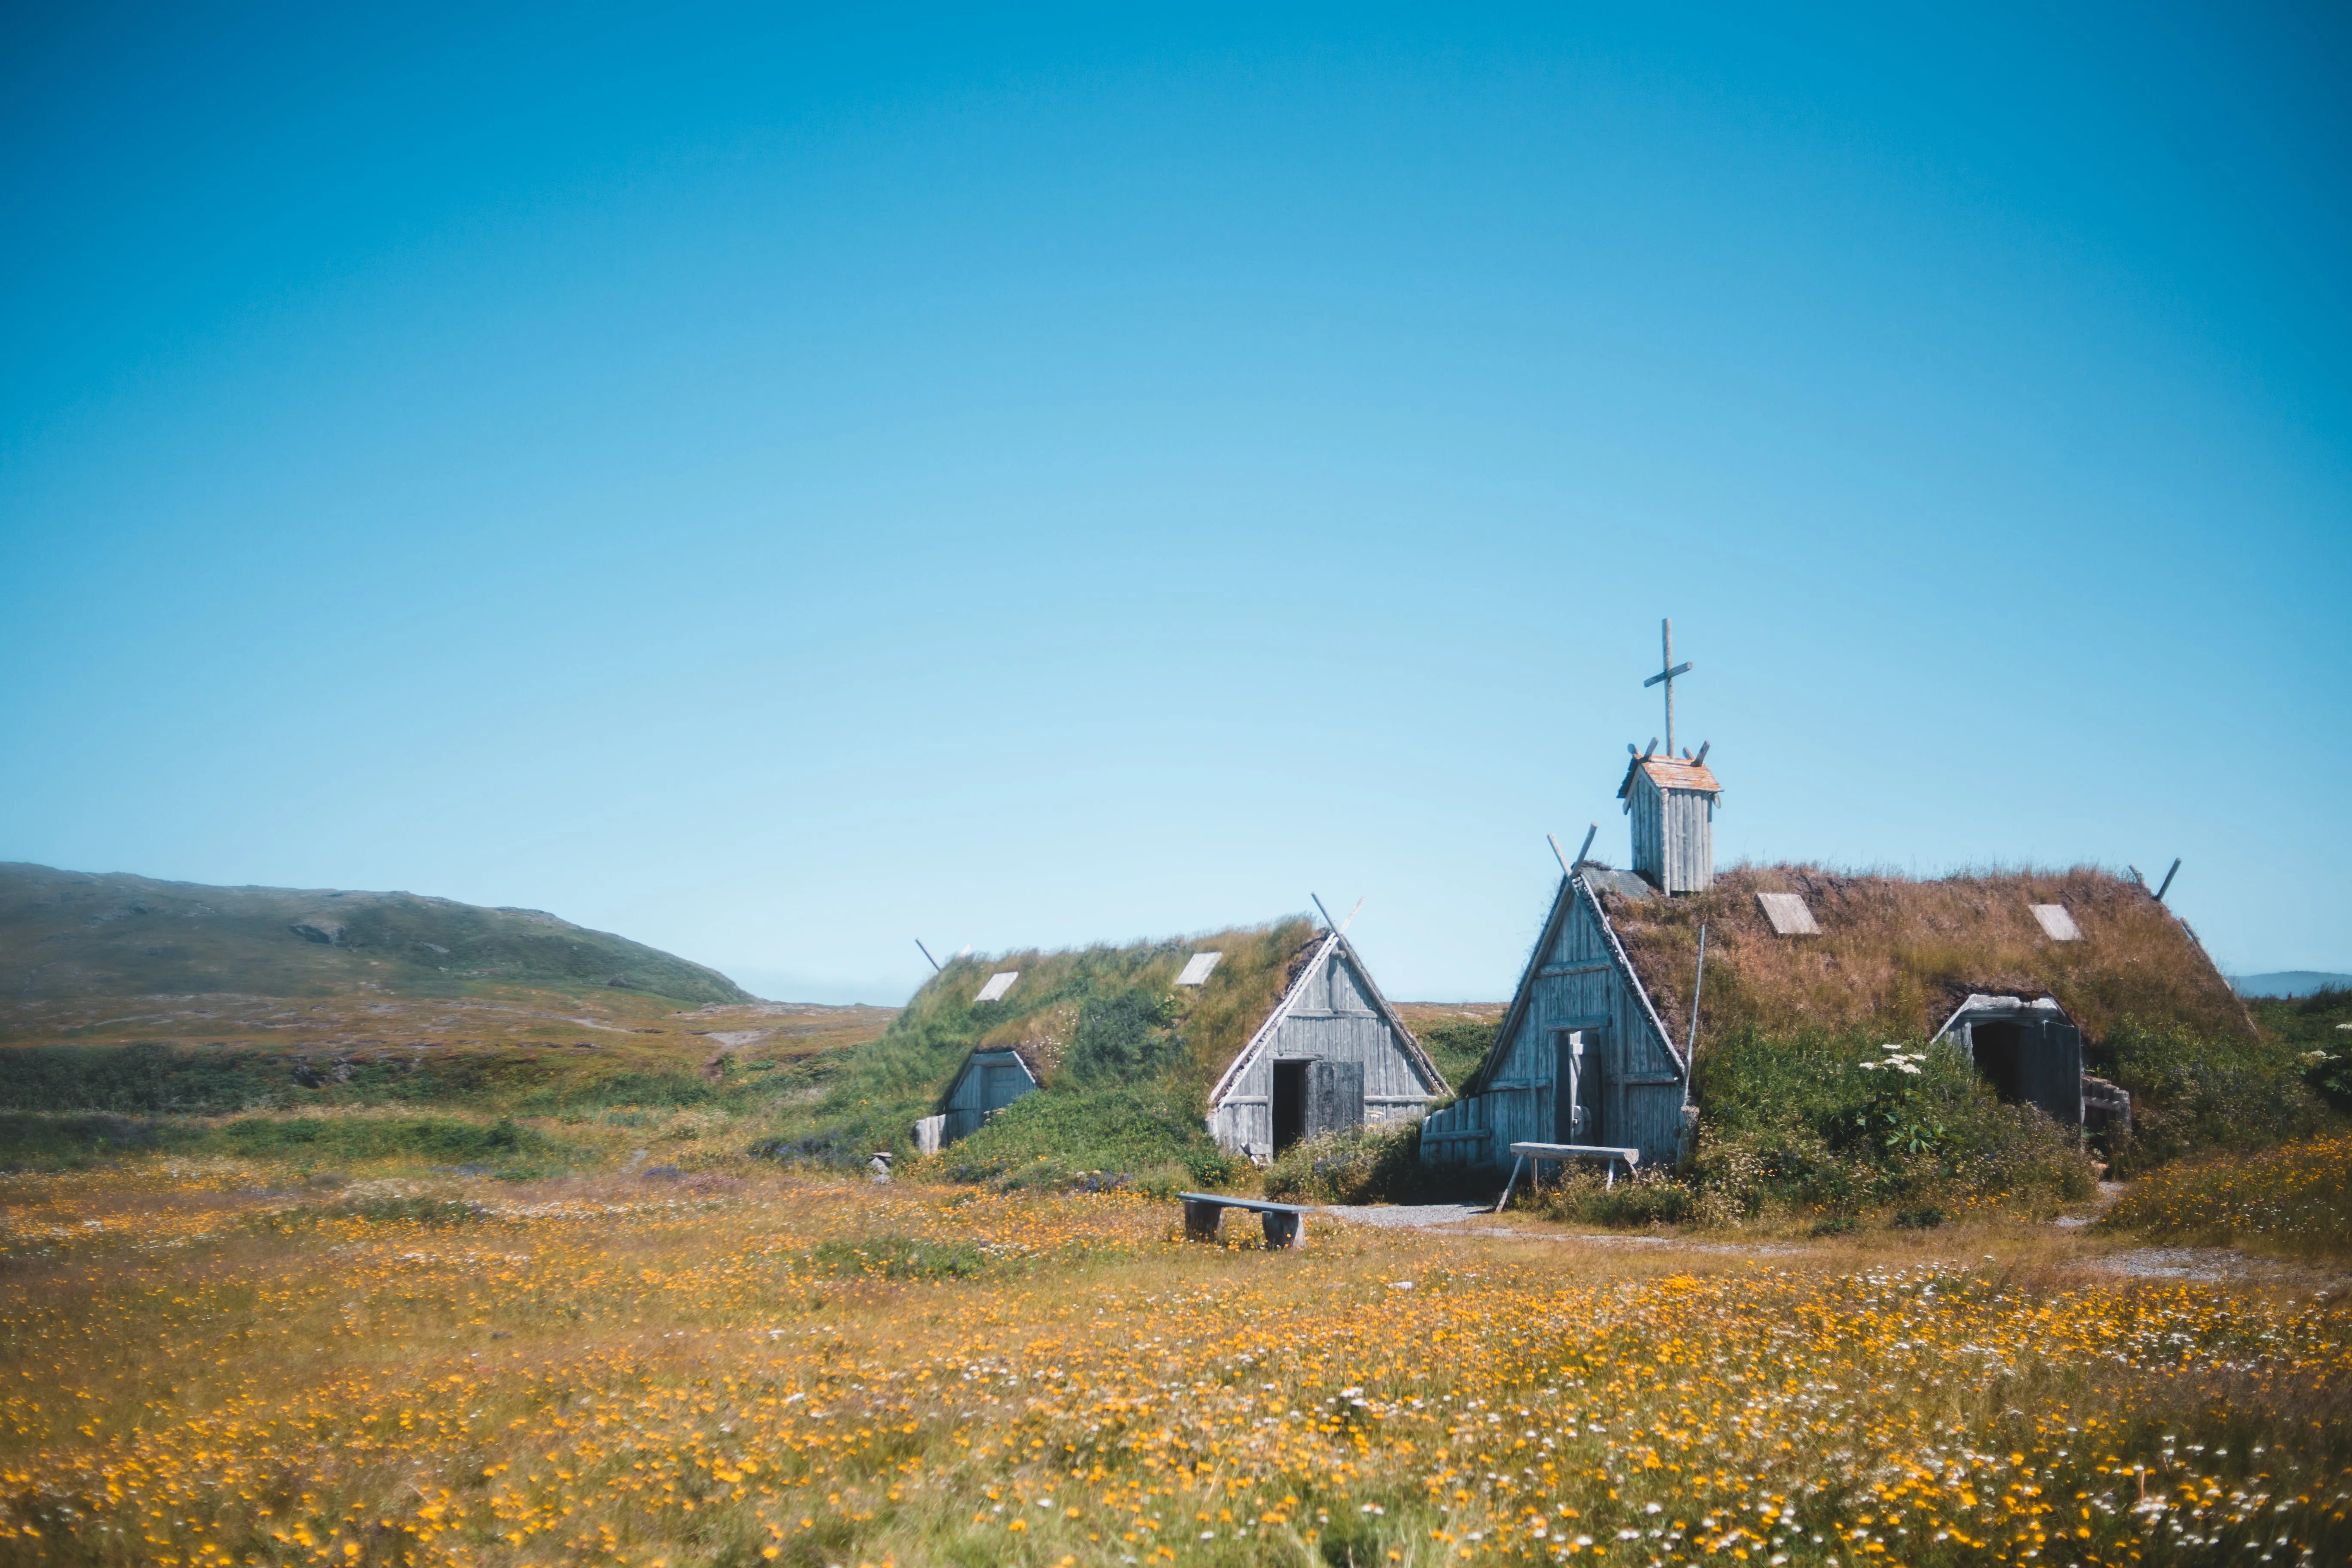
[1493,1154,1526,1215]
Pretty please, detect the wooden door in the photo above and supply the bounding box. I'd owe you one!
[1306,1059,1365,1137]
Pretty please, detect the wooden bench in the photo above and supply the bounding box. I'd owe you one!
[1178,1191,1314,1250]
[1494,1142,1642,1213]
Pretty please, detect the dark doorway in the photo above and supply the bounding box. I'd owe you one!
[1553,1029,1605,1144]
[1971,1022,2024,1102]
[1272,1060,1308,1153]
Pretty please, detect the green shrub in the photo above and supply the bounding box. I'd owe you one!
[2096,1018,2328,1176]
[2245,987,2352,1115]
[1688,1026,2094,1219]
[1534,1167,1701,1228]
[0,1112,191,1169]
[0,1043,282,1114]
[1262,1122,1426,1205]
[942,1084,1237,1189]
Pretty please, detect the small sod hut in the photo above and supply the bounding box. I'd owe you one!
[1203,923,1450,1163]
[1422,858,2248,1174]
[916,916,1449,1164]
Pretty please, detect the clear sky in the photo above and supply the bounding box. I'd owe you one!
[4,3,2347,1003]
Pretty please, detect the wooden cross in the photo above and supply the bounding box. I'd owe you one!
[1642,618,1693,756]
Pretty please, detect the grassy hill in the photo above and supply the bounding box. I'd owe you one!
[0,861,750,1005]
[0,864,903,1170]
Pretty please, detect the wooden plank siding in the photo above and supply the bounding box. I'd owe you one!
[1206,935,1448,1160]
[1421,873,1692,1172]
[938,1048,1038,1144]
[1628,770,1715,895]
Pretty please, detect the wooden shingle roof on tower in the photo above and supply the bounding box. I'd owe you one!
[1617,753,1723,800]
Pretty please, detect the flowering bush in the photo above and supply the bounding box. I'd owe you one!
[1687,1027,2093,1222]
[1852,1044,1948,1156]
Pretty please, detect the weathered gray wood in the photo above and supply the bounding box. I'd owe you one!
[1423,865,1693,1176]
[1177,1191,1311,1250]
[936,1048,1039,1145]
[1204,931,1446,1161]
[1176,1191,1311,1215]
[1642,619,1694,755]
[1509,1141,1641,1186]
[1307,1059,1364,1137]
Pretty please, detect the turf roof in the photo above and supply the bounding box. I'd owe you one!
[1595,865,2253,1050]
[915,918,1326,1092]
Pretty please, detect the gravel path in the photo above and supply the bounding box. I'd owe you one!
[1318,1203,1485,1228]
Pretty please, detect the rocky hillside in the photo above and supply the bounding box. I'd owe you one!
[0,863,751,1007]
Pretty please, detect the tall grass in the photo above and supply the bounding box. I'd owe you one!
[2104,1130,2352,1260]
[1614,866,2253,1049]
[6,1162,2347,1567]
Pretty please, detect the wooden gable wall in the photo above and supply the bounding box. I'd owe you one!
[1207,938,1444,1160]
[1421,876,1691,1171]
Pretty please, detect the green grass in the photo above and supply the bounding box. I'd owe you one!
[1413,1019,1497,1090]
[800,1234,989,1280]
[0,1108,564,1176]
[0,1038,839,1123]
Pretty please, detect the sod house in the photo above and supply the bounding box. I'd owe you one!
[1421,852,2245,1174]
[914,918,1450,1164]
[1424,714,2244,1175]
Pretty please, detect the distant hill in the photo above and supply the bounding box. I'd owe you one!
[2232,971,2352,998]
[0,863,750,1007]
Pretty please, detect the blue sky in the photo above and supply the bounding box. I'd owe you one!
[4,3,2347,1002]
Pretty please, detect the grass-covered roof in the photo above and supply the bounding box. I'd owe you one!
[1598,865,2252,1050]
[757,918,1322,1184]
[922,919,1325,1093]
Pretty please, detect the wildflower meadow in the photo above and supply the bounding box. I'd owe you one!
[2,1158,2346,1568]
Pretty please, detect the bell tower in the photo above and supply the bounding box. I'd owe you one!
[1618,619,1722,893]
